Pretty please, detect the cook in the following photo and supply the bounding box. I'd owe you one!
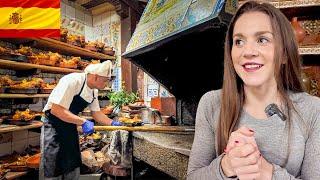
[40,60,121,179]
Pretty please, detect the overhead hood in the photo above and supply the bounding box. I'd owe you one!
[123,0,237,124]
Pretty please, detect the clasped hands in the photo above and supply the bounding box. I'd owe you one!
[221,126,273,180]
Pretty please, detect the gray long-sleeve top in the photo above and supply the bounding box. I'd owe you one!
[187,90,320,180]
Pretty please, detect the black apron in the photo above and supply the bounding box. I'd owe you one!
[43,77,95,177]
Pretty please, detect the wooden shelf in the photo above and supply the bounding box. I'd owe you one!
[3,38,116,60]
[239,0,320,8]
[0,93,50,98]
[268,0,320,9]
[0,121,43,133]
[93,125,195,132]
[5,171,28,180]
[299,45,320,55]
[0,59,82,73]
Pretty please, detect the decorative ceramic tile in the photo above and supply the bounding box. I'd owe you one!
[66,5,76,19]
[182,0,217,28]
[126,0,193,52]
[85,14,93,26]
[61,15,85,35]
[225,0,237,15]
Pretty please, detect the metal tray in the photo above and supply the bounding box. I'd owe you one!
[39,89,53,94]
[6,88,39,94]
[123,121,143,127]
[3,119,33,126]
[0,54,28,62]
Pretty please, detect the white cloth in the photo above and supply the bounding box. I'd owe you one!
[84,60,113,77]
[43,73,100,112]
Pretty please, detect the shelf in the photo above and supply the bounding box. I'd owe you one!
[0,121,43,133]
[299,45,320,55]
[0,93,50,98]
[3,38,116,60]
[5,171,28,180]
[239,1,320,19]
[268,0,320,9]
[93,125,195,132]
[239,0,320,8]
[0,59,82,73]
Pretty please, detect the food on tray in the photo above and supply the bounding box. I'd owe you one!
[16,46,33,56]
[129,101,145,107]
[85,41,98,51]
[0,46,8,54]
[40,82,57,89]
[102,46,115,56]
[0,75,15,87]
[101,105,114,115]
[26,153,40,168]
[85,132,102,140]
[29,52,60,66]
[48,52,62,62]
[61,28,68,36]
[67,34,81,46]
[119,115,142,124]
[10,78,43,89]
[59,57,80,69]
[60,28,68,42]
[77,60,89,70]
[95,40,105,49]
[0,166,9,179]
[1,154,30,172]
[79,35,85,47]
[0,46,10,55]
[12,109,34,121]
[91,59,100,64]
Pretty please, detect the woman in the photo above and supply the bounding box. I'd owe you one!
[187,1,320,180]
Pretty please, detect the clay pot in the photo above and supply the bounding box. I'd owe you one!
[291,17,306,44]
[301,72,311,93]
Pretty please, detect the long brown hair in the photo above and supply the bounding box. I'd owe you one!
[217,1,304,155]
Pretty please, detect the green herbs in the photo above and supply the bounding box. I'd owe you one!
[107,90,139,109]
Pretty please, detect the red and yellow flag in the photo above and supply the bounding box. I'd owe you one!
[0,0,60,37]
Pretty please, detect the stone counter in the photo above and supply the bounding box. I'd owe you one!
[133,131,194,179]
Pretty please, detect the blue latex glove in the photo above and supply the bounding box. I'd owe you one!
[82,120,94,134]
[111,120,122,126]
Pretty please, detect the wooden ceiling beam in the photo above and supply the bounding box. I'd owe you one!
[119,0,143,15]
[81,0,108,9]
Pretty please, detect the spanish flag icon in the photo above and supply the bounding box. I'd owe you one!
[0,0,60,37]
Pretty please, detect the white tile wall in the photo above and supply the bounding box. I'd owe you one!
[85,14,93,26]
[93,14,103,26]
[61,2,67,15]
[110,11,120,22]
[66,5,76,19]
[76,9,85,22]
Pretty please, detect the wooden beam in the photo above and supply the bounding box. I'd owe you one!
[119,0,143,15]
[82,0,108,9]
